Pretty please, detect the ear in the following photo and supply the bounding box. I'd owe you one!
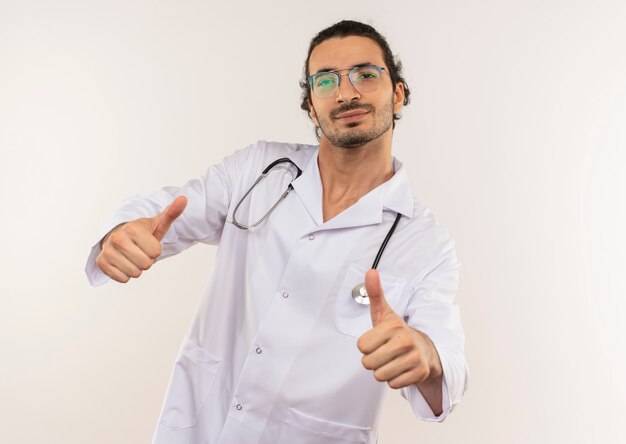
[392,82,405,115]
[308,100,320,127]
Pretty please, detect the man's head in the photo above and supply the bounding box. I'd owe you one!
[300,20,411,146]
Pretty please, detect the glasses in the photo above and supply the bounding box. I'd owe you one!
[307,65,387,99]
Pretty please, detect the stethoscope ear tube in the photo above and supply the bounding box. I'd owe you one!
[231,158,302,231]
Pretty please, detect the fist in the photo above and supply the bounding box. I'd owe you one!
[95,196,187,283]
[357,269,442,389]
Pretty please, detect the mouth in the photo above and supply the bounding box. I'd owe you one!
[334,110,370,122]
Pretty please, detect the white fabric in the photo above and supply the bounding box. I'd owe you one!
[85,140,469,444]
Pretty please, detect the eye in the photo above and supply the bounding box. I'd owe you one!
[352,67,381,84]
[315,74,337,89]
[358,72,376,79]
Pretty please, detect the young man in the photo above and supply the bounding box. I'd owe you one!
[87,20,468,444]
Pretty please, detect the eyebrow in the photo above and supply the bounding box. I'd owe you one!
[311,62,374,76]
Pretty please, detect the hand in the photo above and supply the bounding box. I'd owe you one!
[357,269,442,390]
[95,195,188,283]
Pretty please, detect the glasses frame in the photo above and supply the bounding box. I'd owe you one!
[307,64,387,99]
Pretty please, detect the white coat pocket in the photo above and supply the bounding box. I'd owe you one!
[159,335,222,430]
[333,264,407,338]
[278,407,372,443]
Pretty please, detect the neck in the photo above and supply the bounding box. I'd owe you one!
[317,130,394,222]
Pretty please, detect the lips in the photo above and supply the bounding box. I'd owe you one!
[334,110,370,120]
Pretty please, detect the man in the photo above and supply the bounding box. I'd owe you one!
[86,20,468,444]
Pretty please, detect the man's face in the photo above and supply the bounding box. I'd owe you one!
[307,36,405,149]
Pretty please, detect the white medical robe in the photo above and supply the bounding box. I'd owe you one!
[85,140,468,444]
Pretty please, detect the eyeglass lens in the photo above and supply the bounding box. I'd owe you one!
[312,66,382,99]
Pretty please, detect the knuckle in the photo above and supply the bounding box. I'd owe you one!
[397,336,413,353]
[101,248,116,263]
[388,379,401,389]
[101,266,114,279]
[406,351,421,367]
[109,232,125,248]
[393,378,409,389]
[99,262,114,278]
[373,370,386,382]
[410,366,426,384]
[411,348,423,360]
[97,261,113,277]
[141,259,154,270]
[148,242,162,259]
[361,356,372,369]
[356,337,366,353]
[124,223,137,235]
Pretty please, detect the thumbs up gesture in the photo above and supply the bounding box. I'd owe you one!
[95,196,188,283]
[357,269,444,395]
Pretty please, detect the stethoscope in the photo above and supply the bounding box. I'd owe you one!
[231,157,401,305]
[350,212,401,305]
[231,158,302,231]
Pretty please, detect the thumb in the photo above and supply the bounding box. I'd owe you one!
[151,195,188,241]
[366,269,393,326]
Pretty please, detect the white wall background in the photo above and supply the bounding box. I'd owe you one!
[1,1,625,443]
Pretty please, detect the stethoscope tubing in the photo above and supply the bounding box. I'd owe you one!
[231,157,402,305]
[371,212,402,270]
[351,212,402,304]
[231,158,302,231]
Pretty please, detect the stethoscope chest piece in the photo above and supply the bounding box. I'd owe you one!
[349,212,403,305]
[351,283,370,305]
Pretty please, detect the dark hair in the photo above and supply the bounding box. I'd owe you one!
[299,20,411,137]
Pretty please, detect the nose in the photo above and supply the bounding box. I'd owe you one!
[336,73,361,103]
